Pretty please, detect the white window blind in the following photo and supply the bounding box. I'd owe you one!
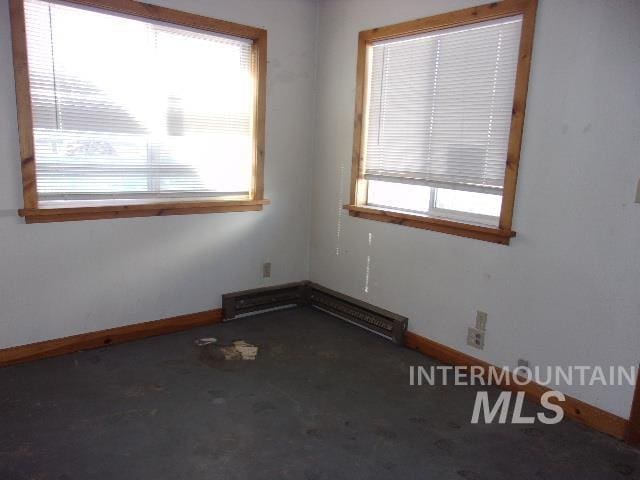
[24,0,255,204]
[364,16,522,194]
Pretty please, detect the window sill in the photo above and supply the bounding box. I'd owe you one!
[19,199,270,224]
[344,205,515,245]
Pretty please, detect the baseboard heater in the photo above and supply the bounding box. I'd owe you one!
[222,282,309,319]
[222,281,408,345]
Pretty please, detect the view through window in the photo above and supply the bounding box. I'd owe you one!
[23,0,258,207]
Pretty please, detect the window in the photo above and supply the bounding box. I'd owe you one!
[9,0,267,223]
[347,0,537,244]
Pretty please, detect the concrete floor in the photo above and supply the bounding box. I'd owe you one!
[1,307,638,479]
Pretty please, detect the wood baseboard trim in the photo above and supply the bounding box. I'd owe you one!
[625,370,640,444]
[0,308,223,367]
[404,331,628,440]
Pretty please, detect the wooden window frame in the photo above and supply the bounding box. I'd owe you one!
[9,0,268,224]
[345,0,537,245]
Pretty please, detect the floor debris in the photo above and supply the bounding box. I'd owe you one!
[220,340,258,360]
[194,337,217,347]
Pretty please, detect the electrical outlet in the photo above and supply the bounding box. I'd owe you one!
[467,327,485,350]
[517,358,529,368]
[475,310,488,331]
[262,262,271,278]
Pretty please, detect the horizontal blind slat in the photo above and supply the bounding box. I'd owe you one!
[364,15,523,191]
[24,0,255,201]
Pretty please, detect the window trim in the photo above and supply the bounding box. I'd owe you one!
[345,0,537,245]
[9,0,268,223]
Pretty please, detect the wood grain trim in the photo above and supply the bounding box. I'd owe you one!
[625,369,640,444]
[405,331,628,440]
[359,0,533,42]
[50,0,266,40]
[350,32,369,206]
[9,0,38,209]
[19,199,270,223]
[252,30,267,201]
[499,0,537,230]
[0,308,223,367]
[350,0,538,241]
[345,204,515,245]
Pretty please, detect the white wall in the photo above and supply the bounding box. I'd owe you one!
[309,0,640,419]
[0,0,317,349]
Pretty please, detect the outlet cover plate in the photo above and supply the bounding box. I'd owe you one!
[467,327,485,350]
